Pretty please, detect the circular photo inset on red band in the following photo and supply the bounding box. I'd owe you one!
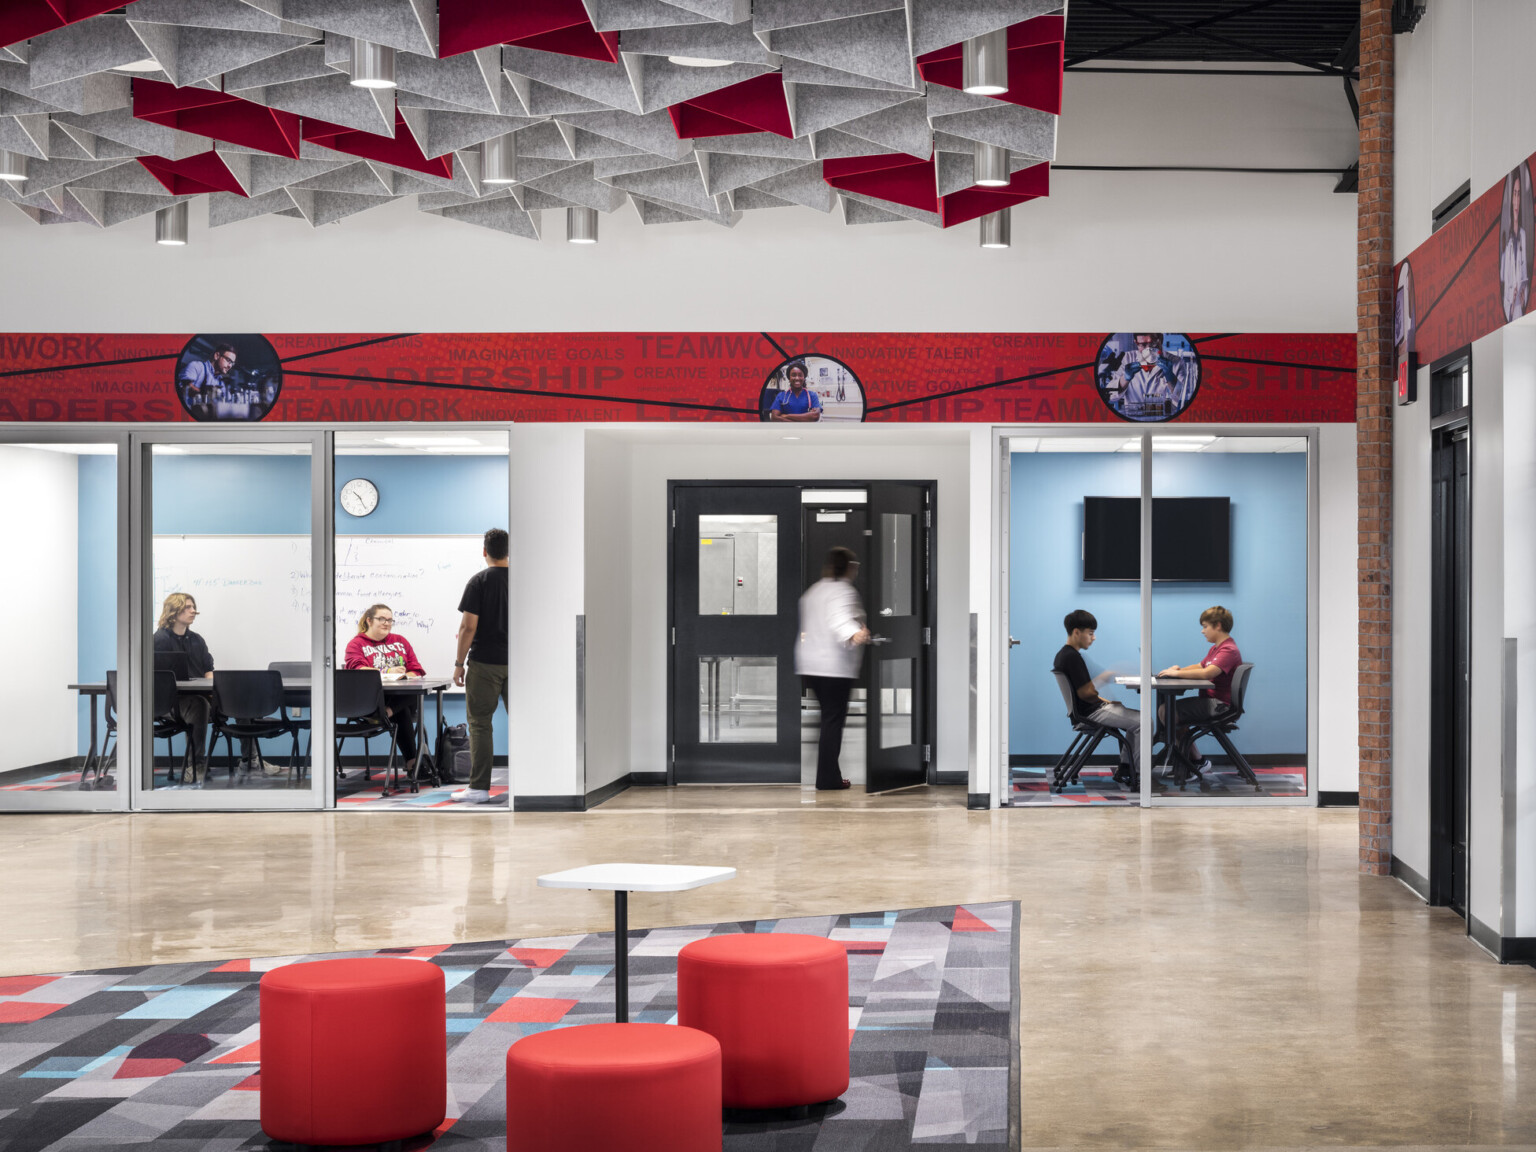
[174,334,283,422]
[760,355,865,423]
[1094,333,1201,422]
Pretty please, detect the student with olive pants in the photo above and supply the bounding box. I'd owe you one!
[450,528,510,804]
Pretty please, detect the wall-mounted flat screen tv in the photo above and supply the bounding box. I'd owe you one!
[1083,497,1231,582]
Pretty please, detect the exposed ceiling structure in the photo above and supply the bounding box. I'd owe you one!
[1062,1,1363,73]
[0,0,1068,239]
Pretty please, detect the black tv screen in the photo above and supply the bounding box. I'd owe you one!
[1083,497,1230,582]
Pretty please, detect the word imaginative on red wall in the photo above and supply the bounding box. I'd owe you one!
[1395,149,1536,394]
[0,332,1355,425]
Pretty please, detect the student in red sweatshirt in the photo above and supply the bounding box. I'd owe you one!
[344,603,425,767]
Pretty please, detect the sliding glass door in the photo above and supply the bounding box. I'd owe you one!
[131,429,331,810]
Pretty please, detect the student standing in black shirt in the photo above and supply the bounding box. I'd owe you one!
[449,528,510,803]
[1053,608,1140,783]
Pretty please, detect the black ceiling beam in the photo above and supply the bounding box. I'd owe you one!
[1065,0,1294,68]
[1075,0,1358,77]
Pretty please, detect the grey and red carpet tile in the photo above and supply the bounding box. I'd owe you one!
[1010,763,1307,805]
[0,902,1018,1150]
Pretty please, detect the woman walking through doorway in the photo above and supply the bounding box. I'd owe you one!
[796,547,872,790]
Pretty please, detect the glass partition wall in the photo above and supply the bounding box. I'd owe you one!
[0,433,127,810]
[133,431,331,810]
[1005,429,1315,808]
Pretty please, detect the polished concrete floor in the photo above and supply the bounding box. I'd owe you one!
[2,797,1533,1150]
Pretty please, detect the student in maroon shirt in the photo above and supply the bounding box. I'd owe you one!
[343,603,425,766]
[1157,605,1242,771]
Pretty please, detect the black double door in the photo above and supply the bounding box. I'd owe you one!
[671,482,930,792]
[1430,424,1470,915]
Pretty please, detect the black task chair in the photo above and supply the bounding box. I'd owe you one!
[1049,671,1133,792]
[210,670,304,784]
[1181,663,1261,790]
[333,669,406,796]
[89,670,194,788]
[268,661,313,776]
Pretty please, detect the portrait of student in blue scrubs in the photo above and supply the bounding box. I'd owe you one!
[765,360,823,422]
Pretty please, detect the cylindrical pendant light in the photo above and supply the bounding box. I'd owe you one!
[0,150,27,181]
[962,28,1009,95]
[350,38,396,89]
[481,132,517,185]
[979,207,1010,249]
[567,206,598,244]
[974,142,1010,187]
[155,201,188,245]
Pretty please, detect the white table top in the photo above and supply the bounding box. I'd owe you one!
[1114,676,1203,690]
[537,863,736,893]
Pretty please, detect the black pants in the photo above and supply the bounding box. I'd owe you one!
[177,697,210,771]
[805,676,854,789]
[387,696,420,765]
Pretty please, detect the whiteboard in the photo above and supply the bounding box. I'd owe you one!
[151,534,484,686]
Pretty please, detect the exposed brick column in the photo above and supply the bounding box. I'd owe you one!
[1357,0,1394,875]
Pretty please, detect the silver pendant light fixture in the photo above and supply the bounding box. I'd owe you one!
[155,201,188,245]
[974,142,1011,187]
[481,133,517,185]
[0,150,27,182]
[979,207,1010,248]
[962,28,1009,95]
[350,38,396,89]
[567,206,598,244]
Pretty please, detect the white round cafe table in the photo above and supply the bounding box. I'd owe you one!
[536,863,735,1023]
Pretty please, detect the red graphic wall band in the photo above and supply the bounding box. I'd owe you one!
[1394,148,1536,366]
[0,332,1354,425]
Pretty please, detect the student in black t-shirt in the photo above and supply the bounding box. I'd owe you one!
[449,528,511,804]
[1052,608,1140,783]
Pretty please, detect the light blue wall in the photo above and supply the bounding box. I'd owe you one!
[82,452,510,757]
[1008,450,1308,757]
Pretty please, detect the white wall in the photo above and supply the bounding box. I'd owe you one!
[1317,424,1361,794]
[1393,5,1536,932]
[613,428,971,783]
[583,432,633,794]
[509,426,583,799]
[0,447,78,773]
[0,71,1355,335]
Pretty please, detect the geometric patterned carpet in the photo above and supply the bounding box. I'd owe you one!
[0,902,1018,1150]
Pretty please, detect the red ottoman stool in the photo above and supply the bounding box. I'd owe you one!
[677,933,848,1109]
[260,958,446,1147]
[506,1022,720,1152]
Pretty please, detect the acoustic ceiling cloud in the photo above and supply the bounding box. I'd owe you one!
[0,0,1063,238]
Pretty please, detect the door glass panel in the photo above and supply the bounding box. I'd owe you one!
[878,513,913,617]
[0,443,118,803]
[1151,435,1308,800]
[879,659,913,748]
[148,443,313,792]
[699,656,777,742]
[699,515,777,615]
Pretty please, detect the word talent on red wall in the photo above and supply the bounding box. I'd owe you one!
[0,331,1355,426]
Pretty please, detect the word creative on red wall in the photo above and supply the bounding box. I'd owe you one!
[0,331,1355,425]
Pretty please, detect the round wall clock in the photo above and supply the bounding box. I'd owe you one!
[340,477,380,517]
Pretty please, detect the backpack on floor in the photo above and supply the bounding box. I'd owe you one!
[434,724,471,785]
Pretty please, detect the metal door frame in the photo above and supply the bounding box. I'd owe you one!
[666,479,938,789]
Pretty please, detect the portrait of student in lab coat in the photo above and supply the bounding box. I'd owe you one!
[1500,161,1534,324]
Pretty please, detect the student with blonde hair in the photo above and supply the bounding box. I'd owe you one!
[153,592,213,781]
[343,603,425,771]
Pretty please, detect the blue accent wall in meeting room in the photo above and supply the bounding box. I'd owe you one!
[1008,449,1307,759]
[79,453,510,756]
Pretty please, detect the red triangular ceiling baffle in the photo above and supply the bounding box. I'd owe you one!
[302,110,454,179]
[133,79,303,160]
[139,150,251,196]
[916,15,1066,116]
[823,154,1049,226]
[438,0,618,62]
[0,0,121,52]
[669,72,794,139]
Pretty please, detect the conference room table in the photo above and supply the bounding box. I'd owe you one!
[69,676,452,793]
[1113,675,1204,786]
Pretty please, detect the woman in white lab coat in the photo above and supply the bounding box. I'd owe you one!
[796,547,871,790]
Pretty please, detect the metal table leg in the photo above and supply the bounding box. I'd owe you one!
[614,890,629,1024]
